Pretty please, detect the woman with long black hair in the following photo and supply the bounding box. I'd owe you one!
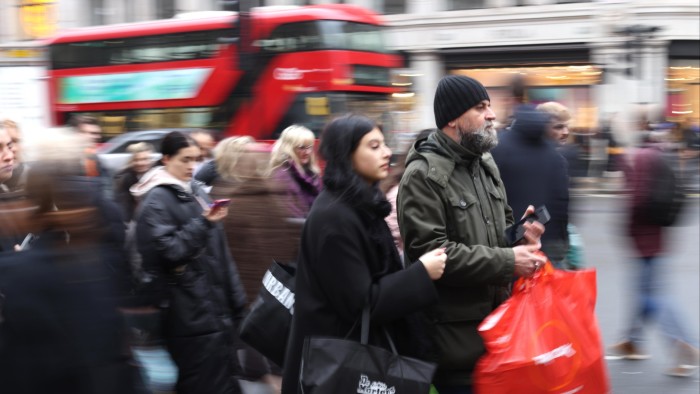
[281,114,447,393]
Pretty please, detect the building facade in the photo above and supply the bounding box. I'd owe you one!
[383,0,699,146]
[1,0,698,145]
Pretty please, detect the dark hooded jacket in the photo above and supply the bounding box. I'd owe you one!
[0,175,143,393]
[491,106,570,263]
[397,131,515,386]
[132,167,247,394]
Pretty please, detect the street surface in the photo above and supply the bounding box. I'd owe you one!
[572,193,700,393]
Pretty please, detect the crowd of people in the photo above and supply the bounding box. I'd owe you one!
[0,73,698,394]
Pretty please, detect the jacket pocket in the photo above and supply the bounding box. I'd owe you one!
[447,194,478,240]
[168,264,219,336]
[486,186,508,236]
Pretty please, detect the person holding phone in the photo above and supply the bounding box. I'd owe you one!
[397,75,545,394]
[130,131,247,394]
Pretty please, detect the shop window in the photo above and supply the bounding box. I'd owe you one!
[448,0,485,10]
[384,0,407,15]
[156,0,176,19]
[90,0,105,26]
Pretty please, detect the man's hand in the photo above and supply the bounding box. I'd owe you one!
[520,205,545,247]
[513,244,547,278]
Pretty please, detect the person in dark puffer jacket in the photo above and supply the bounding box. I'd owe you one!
[131,131,247,394]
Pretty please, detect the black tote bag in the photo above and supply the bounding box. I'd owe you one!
[299,305,436,394]
[239,260,296,367]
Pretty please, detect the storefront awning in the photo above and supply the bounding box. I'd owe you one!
[440,43,590,68]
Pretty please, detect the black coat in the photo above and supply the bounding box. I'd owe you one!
[114,167,142,222]
[0,237,144,393]
[491,106,570,262]
[135,181,247,394]
[281,190,438,394]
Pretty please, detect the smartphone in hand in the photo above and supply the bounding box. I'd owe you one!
[505,205,550,246]
[209,199,231,210]
[18,233,36,251]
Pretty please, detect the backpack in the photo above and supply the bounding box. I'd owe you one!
[646,155,685,227]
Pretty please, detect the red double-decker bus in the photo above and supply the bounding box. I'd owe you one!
[45,4,406,140]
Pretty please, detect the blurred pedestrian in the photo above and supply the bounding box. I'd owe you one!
[69,115,114,199]
[536,101,585,269]
[196,135,254,186]
[397,75,546,394]
[192,129,216,174]
[130,131,247,394]
[0,128,145,394]
[383,128,434,258]
[0,124,15,192]
[607,130,699,377]
[498,73,528,131]
[0,123,21,251]
[69,115,103,176]
[267,125,321,219]
[1,118,29,193]
[113,142,154,222]
[281,114,448,394]
[209,136,298,302]
[679,119,700,192]
[536,102,585,180]
[491,105,570,268]
[209,137,295,394]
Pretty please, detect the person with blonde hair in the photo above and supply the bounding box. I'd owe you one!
[195,136,255,186]
[536,101,572,145]
[209,136,295,394]
[267,125,321,219]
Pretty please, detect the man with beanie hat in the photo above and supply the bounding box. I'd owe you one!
[397,75,546,394]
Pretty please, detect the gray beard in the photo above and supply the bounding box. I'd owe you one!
[458,122,498,153]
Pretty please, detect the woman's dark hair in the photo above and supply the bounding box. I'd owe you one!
[161,131,197,158]
[319,114,379,207]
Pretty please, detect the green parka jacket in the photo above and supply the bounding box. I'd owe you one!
[397,131,515,386]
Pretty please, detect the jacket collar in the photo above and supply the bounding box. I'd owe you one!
[406,131,502,189]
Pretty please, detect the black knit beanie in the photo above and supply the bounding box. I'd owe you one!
[434,75,490,130]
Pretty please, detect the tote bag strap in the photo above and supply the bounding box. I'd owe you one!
[359,303,399,356]
[344,291,399,355]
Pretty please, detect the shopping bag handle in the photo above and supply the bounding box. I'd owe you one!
[350,303,398,356]
[514,253,554,294]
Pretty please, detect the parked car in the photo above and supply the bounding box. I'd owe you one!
[96,129,198,177]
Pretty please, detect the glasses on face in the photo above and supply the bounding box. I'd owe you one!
[552,124,569,130]
[295,144,314,152]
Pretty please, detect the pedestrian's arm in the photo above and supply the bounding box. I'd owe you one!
[140,195,211,268]
[312,220,436,325]
[398,166,514,286]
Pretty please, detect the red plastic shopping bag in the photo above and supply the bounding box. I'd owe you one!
[473,260,610,394]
